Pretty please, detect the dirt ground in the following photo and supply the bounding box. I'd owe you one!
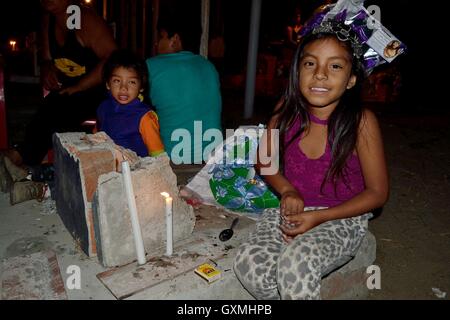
[367,113,450,299]
[2,83,450,300]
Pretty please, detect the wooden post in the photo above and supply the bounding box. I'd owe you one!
[142,0,148,58]
[120,0,129,49]
[130,0,137,53]
[244,0,262,119]
[102,0,107,20]
[151,0,160,57]
[109,0,114,20]
[200,0,210,58]
[0,63,8,150]
[31,32,39,77]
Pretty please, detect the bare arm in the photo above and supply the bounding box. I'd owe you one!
[39,12,61,90]
[61,9,117,95]
[320,109,389,220]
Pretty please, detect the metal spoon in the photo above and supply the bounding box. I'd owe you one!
[219,217,239,242]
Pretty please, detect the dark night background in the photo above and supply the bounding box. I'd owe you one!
[0,0,447,111]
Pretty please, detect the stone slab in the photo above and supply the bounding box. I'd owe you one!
[126,250,254,300]
[97,236,226,299]
[1,250,67,300]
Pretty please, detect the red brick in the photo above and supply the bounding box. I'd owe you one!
[78,150,116,202]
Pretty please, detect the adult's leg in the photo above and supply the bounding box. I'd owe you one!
[277,212,371,300]
[233,208,285,300]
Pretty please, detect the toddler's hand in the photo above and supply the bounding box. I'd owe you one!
[280,190,304,216]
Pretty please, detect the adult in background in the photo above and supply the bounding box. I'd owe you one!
[146,15,222,165]
[281,8,304,70]
[1,0,117,205]
[286,8,303,48]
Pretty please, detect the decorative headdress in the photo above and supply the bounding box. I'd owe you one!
[300,0,406,75]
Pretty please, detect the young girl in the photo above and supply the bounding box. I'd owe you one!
[233,24,390,299]
[97,49,165,157]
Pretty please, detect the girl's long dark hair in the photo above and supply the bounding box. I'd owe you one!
[275,32,366,192]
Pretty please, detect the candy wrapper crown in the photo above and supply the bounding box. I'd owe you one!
[300,0,406,75]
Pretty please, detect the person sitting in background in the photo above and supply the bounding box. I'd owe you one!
[286,8,303,48]
[281,8,304,74]
[0,0,117,205]
[96,49,164,158]
[146,14,222,165]
[208,28,225,77]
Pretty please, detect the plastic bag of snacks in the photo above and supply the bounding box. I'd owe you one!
[208,126,279,214]
[184,125,279,216]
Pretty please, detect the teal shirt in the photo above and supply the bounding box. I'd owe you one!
[146,51,222,164]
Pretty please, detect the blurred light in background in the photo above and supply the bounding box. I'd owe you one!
[9,40,17,51]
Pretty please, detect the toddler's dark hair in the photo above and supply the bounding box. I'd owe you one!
[103,49,148,89]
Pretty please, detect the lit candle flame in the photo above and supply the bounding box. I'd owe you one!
[160,192,170,198]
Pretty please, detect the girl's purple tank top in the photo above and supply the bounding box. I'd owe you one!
[284,114,365,207]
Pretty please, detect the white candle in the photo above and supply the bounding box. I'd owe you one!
[122,161,146,265]
[161,192,173,256]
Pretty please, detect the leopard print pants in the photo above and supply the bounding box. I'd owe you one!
[233,208,371,300]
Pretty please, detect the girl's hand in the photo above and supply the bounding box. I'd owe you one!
[280,190,304,216]
[280,210,325,241]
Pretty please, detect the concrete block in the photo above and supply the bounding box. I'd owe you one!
[93,155,196,267]
[53,132,117,256]
[321,231,377,299]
